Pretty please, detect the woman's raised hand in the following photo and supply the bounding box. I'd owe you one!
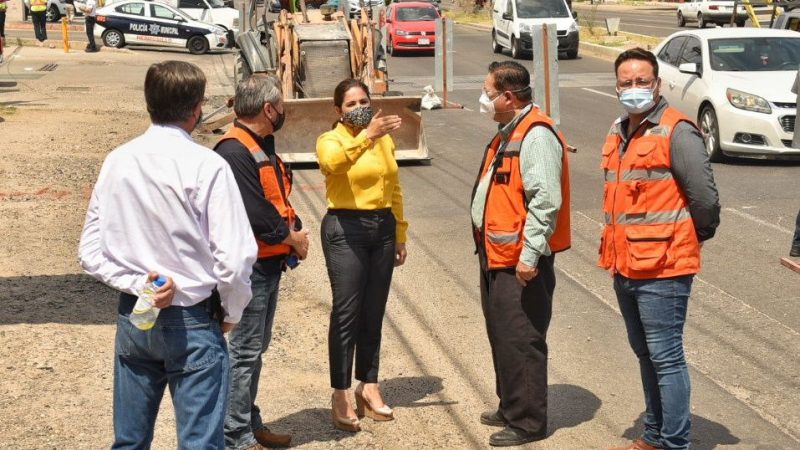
[366,109,402,141]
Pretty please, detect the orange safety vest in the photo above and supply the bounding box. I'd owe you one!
[473,106,572,270]
[30,0,47,12]
[217,125,296,260]
[598,106,701,279]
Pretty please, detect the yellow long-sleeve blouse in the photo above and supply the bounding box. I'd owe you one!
[316,122,408,243]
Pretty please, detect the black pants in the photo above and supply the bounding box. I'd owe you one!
[0,11,6,39]
[793,209,800,250]
[31,11,47,42]
[85,16,97,49]
[322,209,396,390]
[480,251,556,435]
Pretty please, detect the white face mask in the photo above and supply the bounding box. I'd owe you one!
[479,90,499,114]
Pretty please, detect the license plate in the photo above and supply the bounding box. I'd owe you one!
[417,38,430,45]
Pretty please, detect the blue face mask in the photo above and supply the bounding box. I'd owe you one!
[618,87,656,114]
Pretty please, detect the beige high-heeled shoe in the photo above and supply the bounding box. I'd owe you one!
[354,384,394,421]
[331,394,361,432]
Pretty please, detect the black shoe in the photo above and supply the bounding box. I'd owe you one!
[85,47,98,53]
[791,245,800,257]
[480,410,507,427]
[489,427,546,447]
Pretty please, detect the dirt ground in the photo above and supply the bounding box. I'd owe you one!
[0,44,472,450]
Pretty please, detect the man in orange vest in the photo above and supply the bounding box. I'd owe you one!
[215,74,309,450]
[601,48,720,450]
[471,61,571,447]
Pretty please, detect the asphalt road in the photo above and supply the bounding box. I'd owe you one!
[283,22,800,448]
[573,3,683,37]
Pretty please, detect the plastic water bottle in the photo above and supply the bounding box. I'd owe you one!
[286,254,300,270]
[129,275,167,330]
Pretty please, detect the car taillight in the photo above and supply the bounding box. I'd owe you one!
[709,5,719,10]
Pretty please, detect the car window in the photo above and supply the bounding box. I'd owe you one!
[179,0,205,8]
[709,37,800,71]
[680,37,702,65]
[505,0,513,15]
[116,2,145,15]
[515,0,569,19]
[396,6,438,21]
[658,36,687,66]
[151,3,181,20]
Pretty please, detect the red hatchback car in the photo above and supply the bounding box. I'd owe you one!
[386,2,440,55]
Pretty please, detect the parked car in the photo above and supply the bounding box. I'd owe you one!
[106,0,240,31]
[676,0,772,28]
[491,0,579,60]
[385,1,439,55]
[95,0,229,54]
[654,28,800,161]
[23,0,84,23]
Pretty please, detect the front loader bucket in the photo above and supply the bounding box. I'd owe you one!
[275,96,428,163]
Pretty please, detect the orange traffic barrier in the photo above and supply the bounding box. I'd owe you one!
[61,17,70,52]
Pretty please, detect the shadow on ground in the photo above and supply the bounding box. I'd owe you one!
[623,412,740,450]
[549,383,602,435]
[266,376,452,446]
[0,274,117,325]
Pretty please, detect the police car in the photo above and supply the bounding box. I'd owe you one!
[95,0,230,54]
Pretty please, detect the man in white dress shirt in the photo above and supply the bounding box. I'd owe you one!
[77,0,98,52]
[78,60,257,449]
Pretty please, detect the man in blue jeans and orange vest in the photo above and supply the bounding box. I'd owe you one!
[471,61,571,447]
[600,48,720,450]
[215,74,310,450]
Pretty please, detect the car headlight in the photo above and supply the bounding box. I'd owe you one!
[726,88,771,114]
[396,30,409,36]
[568,22,579,33]
[214,28,225,36]
[519,24,531,34]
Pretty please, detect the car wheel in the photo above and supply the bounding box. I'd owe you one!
[491,29,502,54]
[677,11,686,27]
[188,36,210,55]
[102,29,125,48]
[700,105,726,163]
[736,20,746,27]
[698,13,706,28]
[566,48,578,59]
[46,4,60,22]
[511,36,522,59]
[387,36,394,56]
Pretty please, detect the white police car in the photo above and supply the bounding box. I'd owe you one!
[95,0,229,54]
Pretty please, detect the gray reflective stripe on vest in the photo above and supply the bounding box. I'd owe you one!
[604,170,617,182]
[505,141,522,153]
[608,208,691,225]
[251,149,269,164]
[621,168,673,182]
[487,231,520,244]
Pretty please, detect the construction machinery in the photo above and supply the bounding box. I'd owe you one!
[203,0,428,163]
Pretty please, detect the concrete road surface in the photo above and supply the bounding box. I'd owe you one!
[280,22,800,448]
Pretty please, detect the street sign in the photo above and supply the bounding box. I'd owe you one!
[531,23,560,125]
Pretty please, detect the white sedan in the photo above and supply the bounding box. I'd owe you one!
[654,28,800,161]
[95,0,229,54]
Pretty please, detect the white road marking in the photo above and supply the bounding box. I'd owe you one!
[724,207,793,235]
[582,87,617,99]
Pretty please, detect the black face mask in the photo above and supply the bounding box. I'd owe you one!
[269,106,285,133]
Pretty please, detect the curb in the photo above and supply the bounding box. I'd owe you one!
[5,39,134,54]
[6,21,87,32]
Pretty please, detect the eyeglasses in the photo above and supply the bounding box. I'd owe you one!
[616,78,656,90]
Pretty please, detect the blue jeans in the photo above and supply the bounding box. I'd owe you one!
[614,274,693,450]
[113,294,229,450]
[224,267,282,450]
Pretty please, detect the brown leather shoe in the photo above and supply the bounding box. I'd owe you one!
[605,438,661,450]
[254,427,292,448]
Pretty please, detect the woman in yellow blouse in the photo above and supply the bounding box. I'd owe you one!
[316,79,408,433]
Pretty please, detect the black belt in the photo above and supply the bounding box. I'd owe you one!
[118,288,223,324]
[327,208,392,217]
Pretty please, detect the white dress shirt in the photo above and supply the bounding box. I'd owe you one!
[79,124,258,323]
